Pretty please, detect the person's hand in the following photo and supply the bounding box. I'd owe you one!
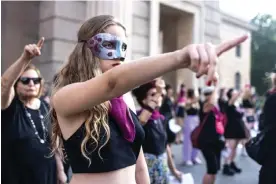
[178,35,248,86]
[155,78,166,94]
[21,37,44,60]
[57,171,67,184]
[173,169,183,182]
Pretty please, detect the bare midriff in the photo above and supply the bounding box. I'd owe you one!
[177,101,186,106]
[69,165,136,184]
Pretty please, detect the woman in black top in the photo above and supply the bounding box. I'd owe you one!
[182,89,201,166]
[175,84,186,144]
[1,39,66,184]
[159,84,177,144]
[132,79,182,183]
[223,88,246,175]
[218,88,227,114]
[199,87,225,184]
[50,14,248,184]
[259,69,276,184]
[242,85,256,130]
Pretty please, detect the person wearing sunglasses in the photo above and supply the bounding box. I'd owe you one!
[1,38,67,184]
[132,79,183,183]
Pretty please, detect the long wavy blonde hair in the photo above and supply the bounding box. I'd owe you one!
[51,15,126,165]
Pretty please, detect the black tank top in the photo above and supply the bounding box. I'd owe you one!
[186,107,199,115]
[242,99,254,108]
[63,110,145,173]
[142,118,167,156]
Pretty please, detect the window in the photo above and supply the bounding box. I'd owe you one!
[235,72,241,90]
[236,45,241,58]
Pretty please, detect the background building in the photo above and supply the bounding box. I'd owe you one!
[1,0,255,92]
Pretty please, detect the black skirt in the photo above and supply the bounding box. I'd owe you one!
[176,106,185,118]
[224,119,247,139]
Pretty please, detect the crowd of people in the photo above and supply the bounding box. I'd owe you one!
[1,15,276,184]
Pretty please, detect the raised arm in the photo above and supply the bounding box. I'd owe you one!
[228,91,242,105]
[53,35,248,117]
[1,38,44,109]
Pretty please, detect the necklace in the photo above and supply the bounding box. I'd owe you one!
[23,106,47,144]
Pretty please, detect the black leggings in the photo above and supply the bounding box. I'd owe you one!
[201,147,221,174]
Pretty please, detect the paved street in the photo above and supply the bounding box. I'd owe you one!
[171,144,261,184]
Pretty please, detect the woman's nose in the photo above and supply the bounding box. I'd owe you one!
[28,80,35,86]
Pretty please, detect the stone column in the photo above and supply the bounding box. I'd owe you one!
[149,0,160,56]
[176,14,196,90]
[203,1,221,88]
[38,1,86,82]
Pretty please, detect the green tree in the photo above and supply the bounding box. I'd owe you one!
[251,14,276,95]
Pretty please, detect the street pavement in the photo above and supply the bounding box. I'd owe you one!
[171,144,261,184]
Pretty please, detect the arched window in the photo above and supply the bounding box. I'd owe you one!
[235,72,241,90]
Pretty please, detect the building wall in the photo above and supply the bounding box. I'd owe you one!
[38,1,86,82]
[219,21,252,89]
[1,1,40,74]
[1,0,252,91]
[131,1,150,59]
[203,1,221,44]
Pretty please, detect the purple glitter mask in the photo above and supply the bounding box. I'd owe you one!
[87,33,127,61]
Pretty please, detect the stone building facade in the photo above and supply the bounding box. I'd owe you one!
[1,0,255,92]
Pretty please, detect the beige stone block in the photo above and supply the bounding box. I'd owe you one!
[205,21,220,37]
[39,1,56,20]
[132,35,149,54]
[55,1,86,21]
[132,16,149,36]
[205,7,221,23]
[37,62,64,82]
[132,1,149,18]
[39,19,54,40]
[204,1,219,9]
[38,40,54,63]
[52,40,76,62]
[131,53,147,60]
[52,18,81,42]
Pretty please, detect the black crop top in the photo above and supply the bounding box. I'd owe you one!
[242,99,254,108]
[62,110,145,173]
[142,118,167,156]
[186,107,199,115]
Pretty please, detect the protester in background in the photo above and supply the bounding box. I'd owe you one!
[259,68,276,184]
[198,87,204,111]
[1,38,66,184]
[160,84,177,145]
[242,84,256,130]
[199,87,226,184]
[182,88,201,166]
[218,88,227,114]
[175,84,186,144]
[133,79,183,183]
[223,88,246,175]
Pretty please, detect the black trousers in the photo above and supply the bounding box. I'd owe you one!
[259,160,276,184]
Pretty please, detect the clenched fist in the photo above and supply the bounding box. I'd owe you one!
[21,37,44,60]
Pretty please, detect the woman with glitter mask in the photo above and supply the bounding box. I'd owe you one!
[50,15,248,184]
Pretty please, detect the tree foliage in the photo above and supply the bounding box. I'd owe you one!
[251,14,276,95]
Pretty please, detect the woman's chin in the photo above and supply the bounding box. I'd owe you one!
[22,93,39,99]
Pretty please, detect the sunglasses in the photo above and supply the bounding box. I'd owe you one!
[19,77,42,85]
